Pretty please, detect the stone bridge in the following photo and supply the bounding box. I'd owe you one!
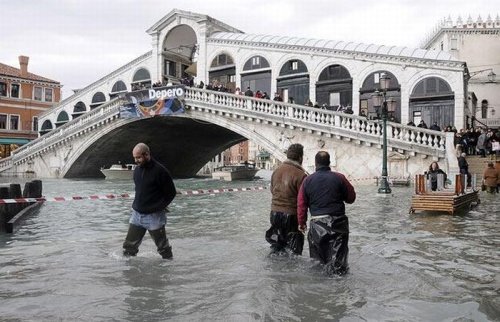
[0,87,456,181]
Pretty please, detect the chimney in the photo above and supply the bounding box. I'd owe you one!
[19,55,29,76]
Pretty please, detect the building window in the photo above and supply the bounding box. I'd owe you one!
[374,73,380,84]
[291,61,298,70]
[33,116,38,132]
[0,114,6,129]
[10,84,20,98]
[229,75,236,83]
[0,82,6,96]
[450,38,458,50]
[10,115,19,130]
[45,88,53,102]
[252,56,260,65]
[34,86,43,101]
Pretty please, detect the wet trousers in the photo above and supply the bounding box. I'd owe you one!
[308,214,349,275]
[123,224,173,259]
[265,211,303,255]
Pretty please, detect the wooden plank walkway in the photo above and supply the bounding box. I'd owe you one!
[409,174,480,215]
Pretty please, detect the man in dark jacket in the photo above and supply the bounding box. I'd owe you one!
[123,143,177,259]
[297,151,356,275]
[457,152,471,188]
[266,143,307,254]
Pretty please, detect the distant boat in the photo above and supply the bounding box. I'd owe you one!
[100,163,136,180]
[212,163,259,181]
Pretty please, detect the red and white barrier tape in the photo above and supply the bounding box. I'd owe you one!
[0,186,269,204]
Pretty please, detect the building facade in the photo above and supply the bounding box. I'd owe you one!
[421,15,500,129]
[0,56,61,158]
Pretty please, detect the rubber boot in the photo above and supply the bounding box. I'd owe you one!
[149,226,173,259]
[123,224,147,257]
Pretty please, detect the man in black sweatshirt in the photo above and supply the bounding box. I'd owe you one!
[123,143,177,259]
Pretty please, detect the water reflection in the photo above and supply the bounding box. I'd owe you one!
[0,177,498,321]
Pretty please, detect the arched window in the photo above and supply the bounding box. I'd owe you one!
[90,92,106,109]
[40,120,53,135]
[277,59,309,105]
[131,68,151,90]
[208,53,236,92]
[111,80,127,93]
[72,101,86,119]
[55,111,69,128]
[359,71,401,121]
[241,56,272,96]
[110,80,127,99]
[316,64,352,110]
[409,77,454,127]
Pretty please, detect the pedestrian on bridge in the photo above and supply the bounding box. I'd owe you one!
[265,143,307,254]
[123,143,177,259]
[297,151,356,275]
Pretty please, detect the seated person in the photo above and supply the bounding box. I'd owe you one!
[425,161,447,191]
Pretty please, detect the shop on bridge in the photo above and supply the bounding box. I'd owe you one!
[241,55,271,97]
[276,59,310,105]
[359,71,401,121]
[315,64,352,111]
[409,77,455,128]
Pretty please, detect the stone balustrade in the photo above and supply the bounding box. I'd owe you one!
[0,87,447,175]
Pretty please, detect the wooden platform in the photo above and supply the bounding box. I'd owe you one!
[409,174,480,215]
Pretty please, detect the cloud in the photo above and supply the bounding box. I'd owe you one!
[1,0,499,99]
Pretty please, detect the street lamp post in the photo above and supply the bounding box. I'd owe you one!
[372,73,397,194]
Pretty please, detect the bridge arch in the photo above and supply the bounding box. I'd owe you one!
[40,120,53,135]
[55,111,69,128]
[315,63,353,110]
[162,24,197,81]
[359,70,401,121]
[110,80,127,99]
[131,67,151,90]
[408,76,455,127]
[208,51,236,91]
[60,110,287,178]
[72,101,87,119]
[276,58,310,105]
[90,91,106,109]
[240,55,272,96]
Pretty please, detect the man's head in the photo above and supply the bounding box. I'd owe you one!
[132,143,151,167]
[461,152,466,157]
[315,151,330,168]
[286,143,304,164]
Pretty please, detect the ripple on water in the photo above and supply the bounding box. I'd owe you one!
[0,179,498,321]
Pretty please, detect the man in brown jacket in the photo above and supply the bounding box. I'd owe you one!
[265,143,307,254]
[483,162,499,193]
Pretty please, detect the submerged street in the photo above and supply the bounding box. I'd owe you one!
[0,176,498,321]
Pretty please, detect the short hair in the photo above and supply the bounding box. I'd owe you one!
[488,162,494,167]
[286,143,303,162]
[315,151,330,167]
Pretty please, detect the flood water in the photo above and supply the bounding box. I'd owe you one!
[0,173,498,321]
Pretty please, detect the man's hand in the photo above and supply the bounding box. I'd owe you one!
[298,224,306,233]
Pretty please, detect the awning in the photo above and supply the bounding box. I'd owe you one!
[0,138,30,145]
[185,62,197,76]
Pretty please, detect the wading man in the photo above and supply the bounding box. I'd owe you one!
[265,143,307,254]
[297,151,356,274]
[123,143,177,259]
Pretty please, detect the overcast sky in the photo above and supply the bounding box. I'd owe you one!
[1,0,499,99]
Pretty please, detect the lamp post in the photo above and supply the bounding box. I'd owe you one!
[372,73,397,194]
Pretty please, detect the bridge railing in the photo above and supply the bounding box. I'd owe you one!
[0,86,446,172]
[184,87,446,155]
[4,98,123,167]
